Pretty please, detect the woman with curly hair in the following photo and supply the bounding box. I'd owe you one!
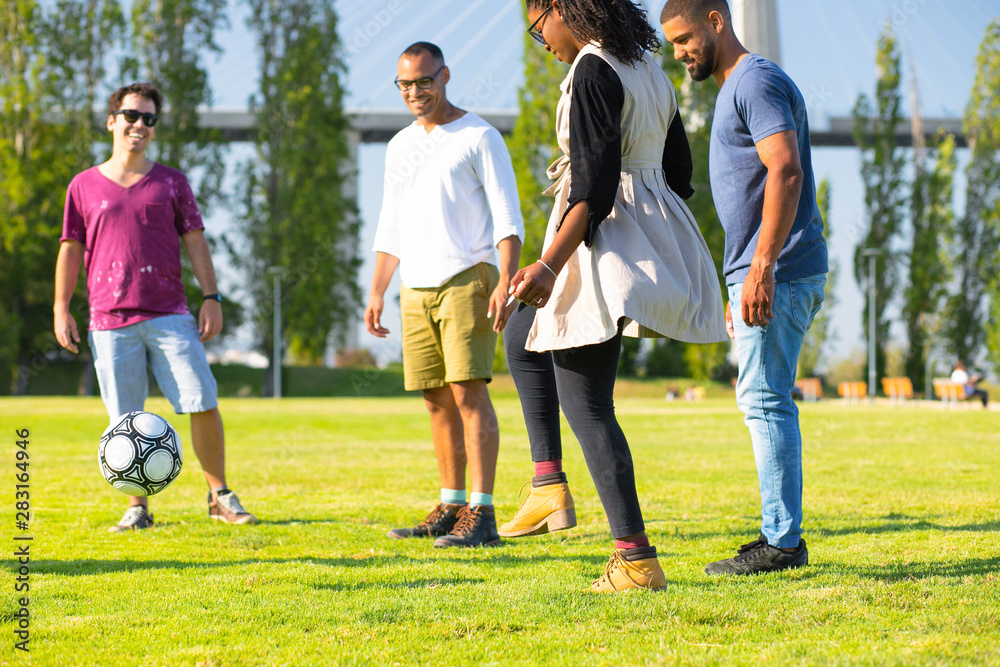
[499,0,727,592]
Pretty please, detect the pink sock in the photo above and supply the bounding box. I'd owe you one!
[615,535,650,551]
[534,459,562,476]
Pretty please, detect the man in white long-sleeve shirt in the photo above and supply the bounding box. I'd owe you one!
[365,42,524,549]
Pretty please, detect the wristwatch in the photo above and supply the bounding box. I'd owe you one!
[203,293,223,303]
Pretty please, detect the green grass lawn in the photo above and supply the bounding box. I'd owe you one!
[2,388,998,666]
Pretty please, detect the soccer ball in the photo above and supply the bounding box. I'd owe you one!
[99,411,183,497]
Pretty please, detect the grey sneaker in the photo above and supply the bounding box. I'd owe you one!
[208,490,259,524]
[108,505,154,533]
[705,534,808,575]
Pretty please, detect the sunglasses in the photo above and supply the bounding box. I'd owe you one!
[112,109,159,127]
[394,66,445,92]
[527,4,553,45]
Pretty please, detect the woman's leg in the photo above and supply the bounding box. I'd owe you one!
[503,303,562,463]
[552,328,644,540]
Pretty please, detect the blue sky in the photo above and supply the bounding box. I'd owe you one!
[204,0,998,368]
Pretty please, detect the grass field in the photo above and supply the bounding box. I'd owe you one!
[2,379,999,666]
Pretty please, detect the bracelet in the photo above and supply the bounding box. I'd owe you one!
[537,260,558,279]
[203,293,223,303]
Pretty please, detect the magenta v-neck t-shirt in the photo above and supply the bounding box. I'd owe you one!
[61,163,204,331]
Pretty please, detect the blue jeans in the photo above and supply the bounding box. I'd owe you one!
[728,275,825,548]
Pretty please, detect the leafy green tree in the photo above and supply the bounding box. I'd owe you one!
[0,0,123,394]
[663,51,729,381]
[507,4,566,267]
[903,132,955,389]
[127,0,227,209]
[127,0,241,332]
[852,24,906,386]
[798,178,836,379]
[236,0,360,386]
[960,20,1000,370]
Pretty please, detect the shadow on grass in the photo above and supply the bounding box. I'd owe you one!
[663,513,1000,542]
[812,514,1000,537]
[316,577,485,592]
[816,556,1000,581]
[22,551,612,577]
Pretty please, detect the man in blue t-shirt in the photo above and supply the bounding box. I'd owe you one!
[662,0,828,576]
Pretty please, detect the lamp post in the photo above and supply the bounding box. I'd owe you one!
[267,266,287,399]
[861,248,883,403]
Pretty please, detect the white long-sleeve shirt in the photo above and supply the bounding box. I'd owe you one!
[373,112,524,288]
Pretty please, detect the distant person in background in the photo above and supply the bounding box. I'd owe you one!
[662,0,828,575]
[951,361,988,407]
[54,83,257,532]
[365,42,524,548]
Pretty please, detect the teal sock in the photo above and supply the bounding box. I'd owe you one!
[441,488,466,505]
[470,492,493,507]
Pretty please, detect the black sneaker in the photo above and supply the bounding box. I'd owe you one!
[433,505,502,548]
[705,534,808,575]
[108,505,154,533]
[387,503,464,539]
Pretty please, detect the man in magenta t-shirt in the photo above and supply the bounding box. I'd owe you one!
[54,82,257,531]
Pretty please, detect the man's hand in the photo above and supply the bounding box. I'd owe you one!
[488,282,515,333]
[725,301,735,339]
[364,296,390,338]
[198,299,223,342]
[741,262,775,327]
[54,309,80,354]
[510,261,556,309]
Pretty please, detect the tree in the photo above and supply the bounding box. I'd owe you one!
[662,51,730,381]
[0,0,123,394]
[236,0,360,388]
[127,0,240,335]
[903,131,955,389]
[127,0,227,209]
[798,178,837,378]
[507,5,566,267]
[852,24,906,387]
[961,20,1000,370]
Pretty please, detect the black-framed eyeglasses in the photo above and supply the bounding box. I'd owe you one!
[527,4,553,45]
[113,109,159,127]
[394,66,445,92]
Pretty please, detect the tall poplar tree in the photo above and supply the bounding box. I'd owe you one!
[852,24,906,386]
[237,0,359,385]
[960,20,1000,369]
[903,132,955,388]
[798,178,836,379]
[507,4,566,267]
[663,52,730,381]
[128,0,228,209]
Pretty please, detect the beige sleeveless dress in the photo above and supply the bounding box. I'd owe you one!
[526,43,728,352]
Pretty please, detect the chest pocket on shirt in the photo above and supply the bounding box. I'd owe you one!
[142,202,172,228]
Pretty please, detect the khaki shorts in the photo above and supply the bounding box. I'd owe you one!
[400,263,499,391]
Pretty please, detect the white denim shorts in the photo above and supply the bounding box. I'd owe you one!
[89,314,218,421]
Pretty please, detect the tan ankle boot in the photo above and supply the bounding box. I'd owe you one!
[591,548,666,593]
[498,480,576,537]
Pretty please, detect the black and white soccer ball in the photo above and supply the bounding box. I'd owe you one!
[99,411,183,497]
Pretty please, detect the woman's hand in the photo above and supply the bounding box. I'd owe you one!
[509,261,557,309]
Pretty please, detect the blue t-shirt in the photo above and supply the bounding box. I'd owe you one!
[709,54,828,284]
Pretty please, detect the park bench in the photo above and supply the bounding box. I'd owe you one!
[881,377,914,406]
[795,377,823,402]
[933,378,970,408]
[837,381,867,405]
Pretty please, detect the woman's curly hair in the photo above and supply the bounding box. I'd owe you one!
[526,0,661,65]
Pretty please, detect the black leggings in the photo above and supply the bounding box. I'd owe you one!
[503,304,644,538]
